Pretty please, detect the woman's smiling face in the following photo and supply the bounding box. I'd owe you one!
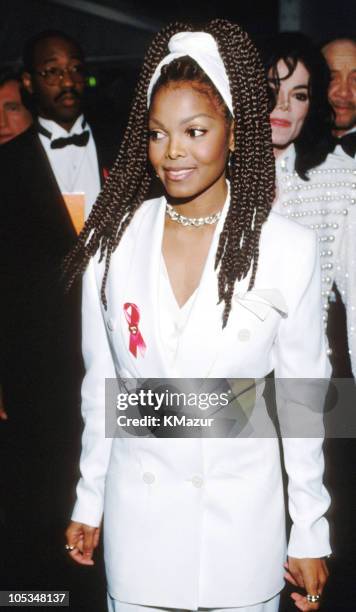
[148,82,234,202]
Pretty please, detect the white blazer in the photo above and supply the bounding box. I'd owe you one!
[72,195,331,609]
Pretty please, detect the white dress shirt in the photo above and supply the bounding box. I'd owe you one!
[159,257,197,374]
[38,114,101,216]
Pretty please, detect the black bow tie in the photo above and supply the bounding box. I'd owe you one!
[37,121,90,149]
[50,131,90,149]
[332,132,356,158]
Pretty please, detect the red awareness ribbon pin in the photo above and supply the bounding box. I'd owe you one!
[123,303,146,358]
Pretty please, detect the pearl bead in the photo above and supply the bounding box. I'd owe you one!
[277,152,355,367]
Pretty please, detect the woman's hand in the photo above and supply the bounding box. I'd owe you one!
[65,521,101,565]
[285,557,329,611]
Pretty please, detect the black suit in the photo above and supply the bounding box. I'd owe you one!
[0,122,118,589]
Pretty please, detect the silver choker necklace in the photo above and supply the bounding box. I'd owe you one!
[165,203,222,227]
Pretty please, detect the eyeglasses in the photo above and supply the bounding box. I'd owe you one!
[35,65,87,86]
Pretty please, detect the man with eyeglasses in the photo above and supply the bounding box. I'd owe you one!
[20,29,115,218]
[0,30,118,592]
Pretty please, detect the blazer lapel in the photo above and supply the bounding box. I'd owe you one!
[109,187,254,380]
[111,197,172,378]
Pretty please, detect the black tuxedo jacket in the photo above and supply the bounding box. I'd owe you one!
[0,121,120,583]
[0,122,119,421]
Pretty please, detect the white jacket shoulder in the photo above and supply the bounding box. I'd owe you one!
[260,210,317,272]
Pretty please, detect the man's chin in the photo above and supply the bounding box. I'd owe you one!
[54,108,82,126]
[334,116,356,133]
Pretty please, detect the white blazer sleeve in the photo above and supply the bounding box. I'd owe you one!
[71,258,116,527]
[274,230,332,558]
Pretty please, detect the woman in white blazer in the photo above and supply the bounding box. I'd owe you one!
[65,20,331,612]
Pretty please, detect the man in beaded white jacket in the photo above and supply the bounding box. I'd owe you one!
[275,145,356,377]
[261,32,356,378]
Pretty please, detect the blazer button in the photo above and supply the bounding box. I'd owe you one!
[142,472,155,484]
[238,328,251,341]
[107,318,115,332]
[191,475,204,488]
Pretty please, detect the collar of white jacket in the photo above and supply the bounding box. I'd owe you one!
[147,31,233,116]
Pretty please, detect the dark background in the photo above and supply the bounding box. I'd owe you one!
[1,0,354,63]
[1,1,355,610]
[1,0,354,127]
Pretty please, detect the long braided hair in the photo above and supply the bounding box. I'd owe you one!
[64,19,275,327]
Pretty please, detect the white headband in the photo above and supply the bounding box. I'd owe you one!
[147,31,233,115]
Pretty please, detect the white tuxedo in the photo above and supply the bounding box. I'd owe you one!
[72,195,331,608]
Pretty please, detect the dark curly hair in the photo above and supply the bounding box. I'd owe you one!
[64,19,275,327]
[259,32,335,180]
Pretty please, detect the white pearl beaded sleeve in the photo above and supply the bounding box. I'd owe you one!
[274,144,356,378]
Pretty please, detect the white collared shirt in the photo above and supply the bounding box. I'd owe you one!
[159,256,197,374]
[38,114,101,216]
[157,187,231,375]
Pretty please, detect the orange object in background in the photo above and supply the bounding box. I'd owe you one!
[63,193,85,234]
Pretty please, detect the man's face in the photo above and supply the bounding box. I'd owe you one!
[268,60,310,152]
[23,36,86,130]
[0,80,32,145]
[322,39,356,135]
